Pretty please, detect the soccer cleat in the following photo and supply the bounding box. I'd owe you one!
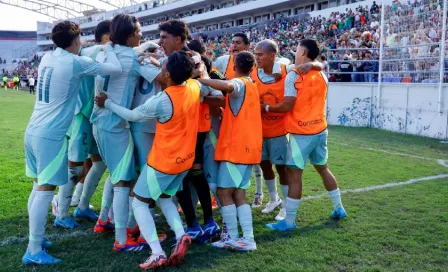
[42,238,53,249]
[127,226,140,239]
[135,236,150,250]
[94,218,115,233]
[167,234,191,267]
[51,195,59,217]
[113,237,145,252]
[275,207,286,221]
[139,252,168,270]
[261,196,282,214]
[201,218,220,243]
[211,234,232,249]
[224,237,257,252]
[53,216,79,229]
[266,220,296,232]
[22,250,62,265]
[251,193,263,208]
[330,206,347,219]
[185,223,204,243]
[211,196,219,210]
[74,207,98,222]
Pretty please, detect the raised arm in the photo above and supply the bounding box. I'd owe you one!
[198,78,235,93]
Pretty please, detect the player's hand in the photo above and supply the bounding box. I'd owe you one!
[192,61,205,79]
[273,73,282,82]
[94,92,108,108]
[260,100,268,113]
[296,63,313,74]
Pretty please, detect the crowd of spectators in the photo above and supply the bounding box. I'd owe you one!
[194,0,445,83]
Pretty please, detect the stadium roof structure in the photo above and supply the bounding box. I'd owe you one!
[0,0,142,20]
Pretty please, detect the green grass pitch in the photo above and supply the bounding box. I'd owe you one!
[0,89,447,271]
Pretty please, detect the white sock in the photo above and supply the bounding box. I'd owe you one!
[221,204,238,240]
[58,166,82,219]
[127,196,137,229]
[27,182,38,217]
[237,204,254,239]
[132,198,163,254]
[109,203,114,224]
[158,197,185,239]
[253,165,263,195]
[284,197,301,226]
[113,186,130,244]
[73,182,83,201]
[265,178,278,202]
[99,176,113,222]
[78,161,106,210]
[28,191,54,255]
[328,188,342,209]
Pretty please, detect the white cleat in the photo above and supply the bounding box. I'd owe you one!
[251,193,263,208]
[275,207,286,221]
[261,197,282,214]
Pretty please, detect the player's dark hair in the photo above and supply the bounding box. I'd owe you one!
[235,51,255,74]
[159,19,190,42]
[51,21,81,49]
[167,51,195,85]
[233,32,249,45]
[95,20,111,43]
[110,14,139,46]
[188,40,205,54]
[299,39,320,61]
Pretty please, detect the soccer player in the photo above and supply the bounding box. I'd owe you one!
[54,20,111,229]
[198,51,262,251]
[251,40,287,217]
[126,41,165,240]
[251,39,324,220]
[90,14,167,251]
[158,19,219,243]
[13,74,20,90]
[95,50,208,269]
[264,39,347,232]
[22,20,121,265]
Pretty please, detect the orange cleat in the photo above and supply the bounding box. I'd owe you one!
[167,234,192,267]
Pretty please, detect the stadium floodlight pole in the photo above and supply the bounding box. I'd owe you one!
[438,0,447,115]
[377,0,385,110]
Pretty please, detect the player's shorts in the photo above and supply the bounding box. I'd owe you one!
[89,137,100,156]
[203,143,219,184]
[93,125,136,184]
[261,135,288,165]
[25,134,68,186]
[132,131,155,171]
[133,164,188,200]
[286,130,328,170]
[68,113,93,162]
[217,162,253,189]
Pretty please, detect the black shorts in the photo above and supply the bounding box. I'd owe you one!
[194,132,207,165]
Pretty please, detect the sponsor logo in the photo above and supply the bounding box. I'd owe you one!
[298,118,324,127]
[176,152,195,164]
[204,113,211,120]
[262,115,284,121]
[245,147,262,153]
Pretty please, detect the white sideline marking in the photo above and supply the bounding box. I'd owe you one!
[303,174,448,201]
[1,145,447,248]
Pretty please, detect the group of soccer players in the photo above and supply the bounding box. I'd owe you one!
[22,13,347,269]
